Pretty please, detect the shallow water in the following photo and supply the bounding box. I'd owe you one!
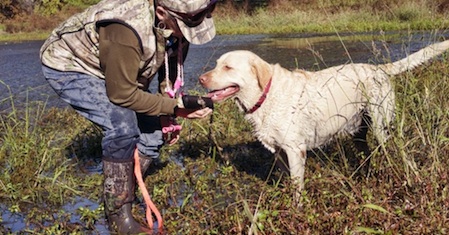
[1,30,448,232]
[1,30,447,111]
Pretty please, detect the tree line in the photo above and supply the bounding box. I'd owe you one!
[0,0,272,21]
[1,0,100,20]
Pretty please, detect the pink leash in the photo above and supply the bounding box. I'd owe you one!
[133,38,186,230]
[133,148,163,230]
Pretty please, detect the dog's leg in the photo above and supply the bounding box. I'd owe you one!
[353,111,372,176]
[369,84,395,149]
[285,145,307,204]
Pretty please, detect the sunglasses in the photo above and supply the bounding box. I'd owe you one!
[166,0,217,27]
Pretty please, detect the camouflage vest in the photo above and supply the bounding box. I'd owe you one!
[40,0,168,81]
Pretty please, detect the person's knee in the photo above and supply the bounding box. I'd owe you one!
[102,135,139,160]
[137,115,163,158]
[137,130,164,158]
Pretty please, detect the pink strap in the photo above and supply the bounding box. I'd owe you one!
[164,40,184,98]
[133,148,163,230]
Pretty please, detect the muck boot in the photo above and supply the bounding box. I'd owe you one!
[138,153,153,177]
[103,158,152,234]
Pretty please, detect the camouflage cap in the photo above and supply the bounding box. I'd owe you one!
[158,0,217,45]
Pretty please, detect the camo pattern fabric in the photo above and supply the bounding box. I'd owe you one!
[40,0,168,82]
[103,159,135,211]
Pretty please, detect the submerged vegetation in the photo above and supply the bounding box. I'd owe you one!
[2,0,449,234]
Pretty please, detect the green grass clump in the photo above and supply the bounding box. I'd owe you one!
[0,91,103,232]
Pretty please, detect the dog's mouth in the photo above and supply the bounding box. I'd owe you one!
[207,85,239,102]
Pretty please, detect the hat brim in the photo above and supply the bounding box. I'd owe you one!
[175,17,215,45]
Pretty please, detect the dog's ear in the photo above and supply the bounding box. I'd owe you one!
[251,56,273,90]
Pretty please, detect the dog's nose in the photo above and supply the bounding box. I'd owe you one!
[199,74,209,85]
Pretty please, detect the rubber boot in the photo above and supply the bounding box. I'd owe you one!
[138,153,153,177]
[103,158,152,234]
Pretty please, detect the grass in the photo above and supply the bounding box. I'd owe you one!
[213,1,449,35]
[2,40,449,233]
[1,0,449,41]
[0,86,103,233]
[2,0,449,234]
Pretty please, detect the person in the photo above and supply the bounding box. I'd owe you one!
[39,0,217,233]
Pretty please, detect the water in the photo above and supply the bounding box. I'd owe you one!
[1,30,448,232]
[2,30,447,112]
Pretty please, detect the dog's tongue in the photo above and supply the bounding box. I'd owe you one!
[207,86,239,102]
[207,90,223,101]
[207,90,223,98]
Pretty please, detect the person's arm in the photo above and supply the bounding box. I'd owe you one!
[98,23,177,116]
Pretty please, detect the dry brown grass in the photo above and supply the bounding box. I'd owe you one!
[2,0,449,35]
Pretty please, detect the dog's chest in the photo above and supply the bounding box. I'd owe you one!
[246,74,366,150]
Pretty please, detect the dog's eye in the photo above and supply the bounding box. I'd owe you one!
[224,65,232,70]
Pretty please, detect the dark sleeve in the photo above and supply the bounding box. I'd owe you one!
[98,23,177,115]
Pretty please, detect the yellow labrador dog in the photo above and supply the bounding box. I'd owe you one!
[199,40,449,193]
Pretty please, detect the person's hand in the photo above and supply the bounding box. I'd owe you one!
[181,95,214,109]
[175,95,213,119]
[160,116,181,145]
[175,107,213,119]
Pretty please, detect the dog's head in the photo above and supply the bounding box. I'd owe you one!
[199,50,272,103]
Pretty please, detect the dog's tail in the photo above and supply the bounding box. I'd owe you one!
[381,39,449,75]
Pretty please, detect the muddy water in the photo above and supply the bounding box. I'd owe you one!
[1,30,447,232]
